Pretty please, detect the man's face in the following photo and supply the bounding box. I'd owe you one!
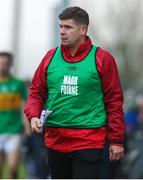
[0,56,12,77]
[59,19,87,47]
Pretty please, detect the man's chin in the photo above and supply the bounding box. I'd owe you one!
[61,42,70,47]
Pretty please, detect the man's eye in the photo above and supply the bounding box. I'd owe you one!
[65,26,72,29]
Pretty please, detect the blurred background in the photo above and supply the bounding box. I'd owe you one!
[0,0,143,178]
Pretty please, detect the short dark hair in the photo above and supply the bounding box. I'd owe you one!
[59,6,89,26]
[0,52,13,61]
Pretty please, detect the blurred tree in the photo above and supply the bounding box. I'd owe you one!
[90,0,143,91]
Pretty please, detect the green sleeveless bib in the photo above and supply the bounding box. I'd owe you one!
[44,45,107,128]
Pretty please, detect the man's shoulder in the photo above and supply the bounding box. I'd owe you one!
[39,48,57,67]
[96,46,114,59]
[45,47,57,58]
[93,46,116,69]
[95,46,116,65]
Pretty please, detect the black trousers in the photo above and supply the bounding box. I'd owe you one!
[47,148,103,179]
[100,141,121,179]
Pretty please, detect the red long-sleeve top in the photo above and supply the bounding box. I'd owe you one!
[24,36,125,152]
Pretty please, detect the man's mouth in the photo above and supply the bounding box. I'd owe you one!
[61,37,68,41]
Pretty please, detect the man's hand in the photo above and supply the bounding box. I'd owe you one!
[31,117,42,133]
[109,145,124,161]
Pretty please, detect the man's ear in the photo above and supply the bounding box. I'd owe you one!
[81,25,88,35]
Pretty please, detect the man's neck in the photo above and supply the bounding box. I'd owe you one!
[69,36,86,56]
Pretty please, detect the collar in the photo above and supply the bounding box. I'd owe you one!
[60,36,92,62]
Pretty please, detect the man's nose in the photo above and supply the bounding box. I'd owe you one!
[60,28,66,35]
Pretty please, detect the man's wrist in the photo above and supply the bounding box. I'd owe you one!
[110,143,123,147]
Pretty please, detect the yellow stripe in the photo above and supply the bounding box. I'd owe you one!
[0,93,20,110]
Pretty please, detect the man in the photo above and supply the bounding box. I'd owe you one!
[24,6,125,179]
[0,52,30,178]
